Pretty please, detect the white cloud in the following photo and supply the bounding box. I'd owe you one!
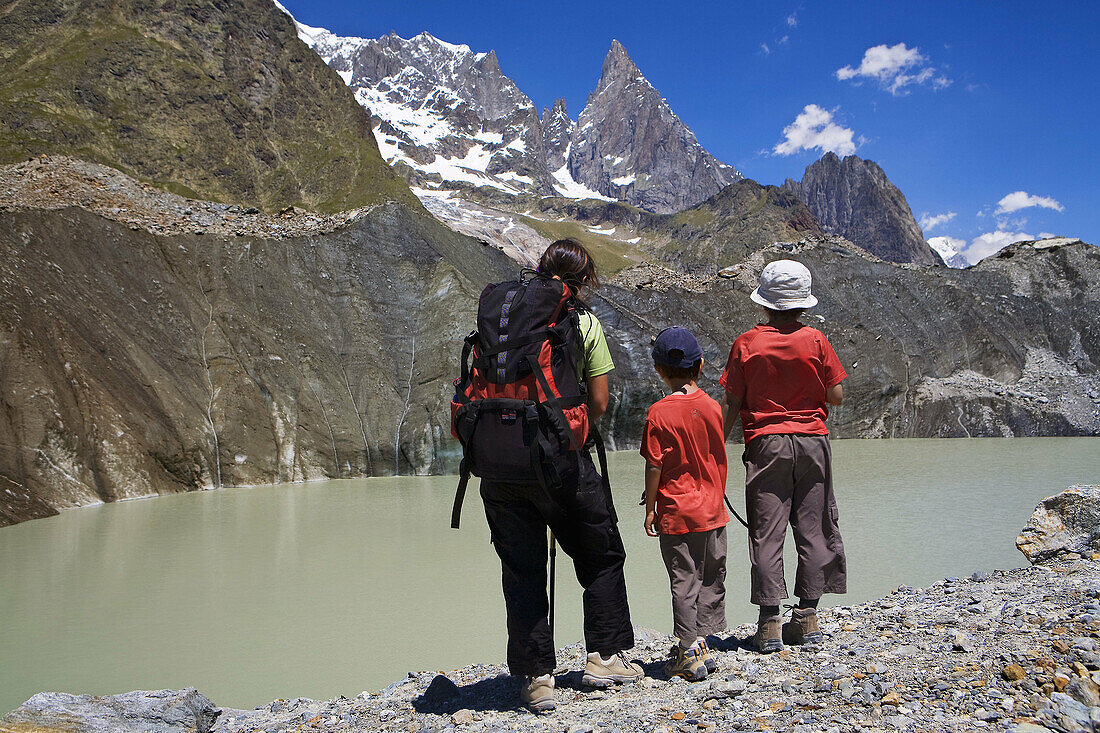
[773,104,857,156]
[760,42,771,55]
[962,229,1033,262]
[995,190,1064,214]
[836,43,951,95]
[778,35,789,45]
[787,12,798,27]
[919,211,956,231]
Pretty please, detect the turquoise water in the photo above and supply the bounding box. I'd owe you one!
[1,438,1097,714]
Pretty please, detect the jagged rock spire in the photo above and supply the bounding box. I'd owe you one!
[566,39,741,213]
[542,98,573,172]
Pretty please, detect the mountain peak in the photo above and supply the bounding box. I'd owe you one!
[569,39,740,212]
[783,154,942,265]
[601,39,641,81]
[543,98,574,172]
[477,48,501,72]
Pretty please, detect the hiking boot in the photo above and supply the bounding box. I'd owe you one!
[754,615,784,654]
[581,651,644,688]
[520,674,556,713]
[665,644,707,681]
[783,607,824,645]
[699,638,719,674]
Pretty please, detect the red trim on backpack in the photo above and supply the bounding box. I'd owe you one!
[535,341,558,402]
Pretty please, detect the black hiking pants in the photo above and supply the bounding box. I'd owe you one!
[480,450,634,676]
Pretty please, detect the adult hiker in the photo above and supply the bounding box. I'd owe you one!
[450,238,641,713]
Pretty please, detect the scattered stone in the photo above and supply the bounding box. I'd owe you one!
[1003,664,1027,681]
[450,708,473,725]
[952,631,974,652]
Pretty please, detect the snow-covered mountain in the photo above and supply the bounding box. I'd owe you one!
[927,236,971,268]
[280,5,737,213]
[293,23,559,198]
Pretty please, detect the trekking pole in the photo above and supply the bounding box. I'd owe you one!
[724,494,750,529]
[548,531,557,636]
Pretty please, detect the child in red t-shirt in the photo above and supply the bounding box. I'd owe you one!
[719,259,848,654]
[641,327,729,681]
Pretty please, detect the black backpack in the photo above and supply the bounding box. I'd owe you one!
[449,274,608,528]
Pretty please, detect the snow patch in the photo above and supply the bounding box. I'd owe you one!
[550,165,614,201]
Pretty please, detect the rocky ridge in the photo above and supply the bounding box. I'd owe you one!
[6,489,1100,732]
[783,153,942,266]
[0,157,372,239]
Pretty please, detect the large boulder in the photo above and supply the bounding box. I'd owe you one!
[1017,485,1100,564]
[0,689,219,733]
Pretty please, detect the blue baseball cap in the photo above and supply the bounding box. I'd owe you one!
[651,327,703,368]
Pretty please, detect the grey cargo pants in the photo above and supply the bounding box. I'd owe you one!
[743,434,847,606]
[659,526,727,644]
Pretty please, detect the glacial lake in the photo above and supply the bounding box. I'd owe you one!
[1,438,1098,714]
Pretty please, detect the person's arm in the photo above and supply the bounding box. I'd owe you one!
[643,463,661,537]
[588,374,610,422]
[819,335,846,408]
[721,389,742,440]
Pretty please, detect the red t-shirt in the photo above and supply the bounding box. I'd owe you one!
[719,322,847,443]
[640,390,729,535]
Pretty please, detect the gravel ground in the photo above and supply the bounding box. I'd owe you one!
[206,560,1100,733]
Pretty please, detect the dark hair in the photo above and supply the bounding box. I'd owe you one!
[538,238,599,297]
[655,358,703,381]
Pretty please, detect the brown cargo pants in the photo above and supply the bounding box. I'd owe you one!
[743,434,847,606]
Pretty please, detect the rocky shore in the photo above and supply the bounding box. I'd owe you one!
[5,486,1100,733]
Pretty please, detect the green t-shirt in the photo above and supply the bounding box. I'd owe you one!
[577,311,614,380]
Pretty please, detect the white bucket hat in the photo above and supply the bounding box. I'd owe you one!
[750,259,818,310]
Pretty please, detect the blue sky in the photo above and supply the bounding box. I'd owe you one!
[279,0,1098,260]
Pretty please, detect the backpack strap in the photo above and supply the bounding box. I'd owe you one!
[450,402,482,529]
[526,353,582,453]
[451,458,471,530]
[589,426,617,524]
[457,331,478,399]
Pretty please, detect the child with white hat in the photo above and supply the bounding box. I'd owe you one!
[718,259,848,653]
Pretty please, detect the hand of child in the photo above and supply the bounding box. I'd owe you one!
[644,509,659,537]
